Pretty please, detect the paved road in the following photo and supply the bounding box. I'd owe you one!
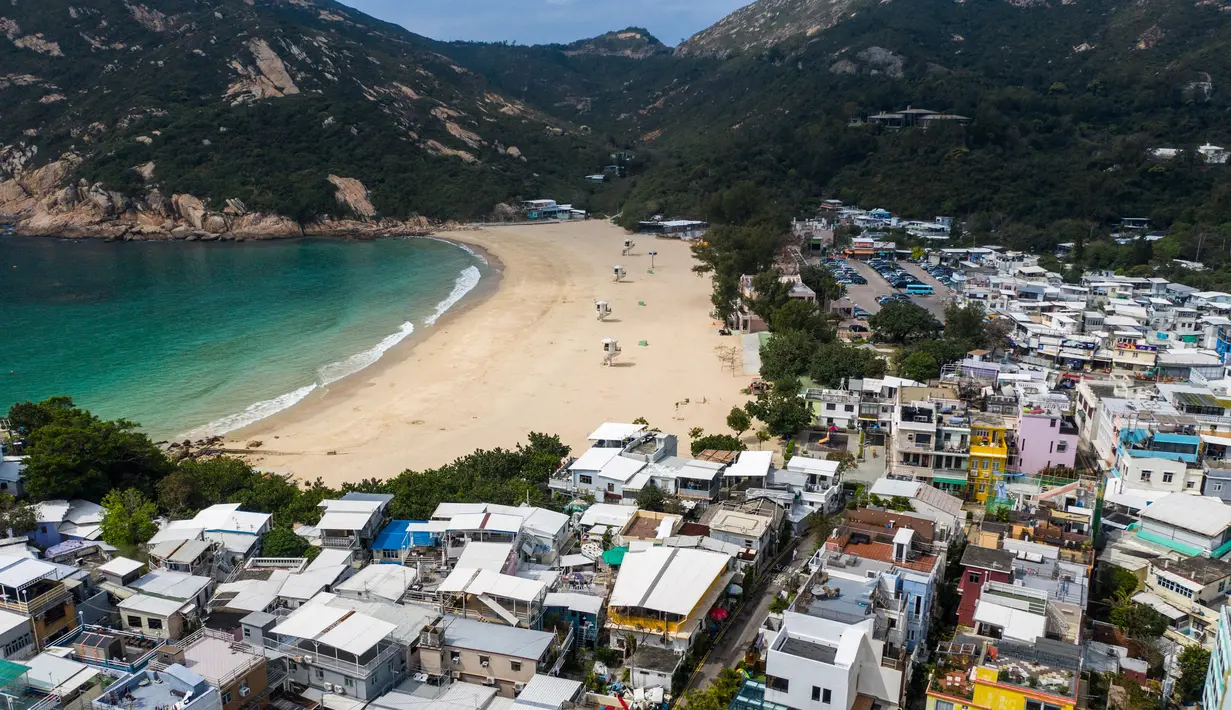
[840,261,950,322]
[691,572,782,688]
[896,263,953,320]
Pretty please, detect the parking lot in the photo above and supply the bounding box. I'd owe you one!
[838,261,951,322]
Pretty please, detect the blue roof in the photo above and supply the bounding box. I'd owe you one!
[1152,432,1200,445]
[372,520,435,550]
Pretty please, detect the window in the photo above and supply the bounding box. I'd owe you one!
[511,661,522,672]
[1217,483,1225,492]
[908,630,916,641]
[826,403,836,411]
[223,694,232,705]
[767,676,789,692]
[243,627,251,638]
[968,572,981,584]
[744,539,754,548]
[1049,442,1054,454]
[978,483,987,493]
[147,618,163,630]
[579,474,592,485]
[450,652,461,664]
[844,405,854,412]
[991,462,1000,473]
[344,678,354,687]
[1050,418,1057,428]
[1140,470,1152,482]
[1056,441,1068,453]
[4,634,31,658]
[1162,472,1174,484]
[1188,481,1196,489]
[479,655,491,666]
[823,689,832,704]
[127,615,143,627]
[1026,701,1042,710]
[935,702,955,710]
[316,669,324,679]
[1220,581,1226,592]
[812,687,821,702]
[39,526,47,534]
[607,483,615,492]
[981,460,989,470]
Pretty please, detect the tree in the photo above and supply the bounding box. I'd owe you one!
[943,302,987,346]
[900,350,940,382]
[746,386,812,437]
[22,405,172,501]
[756,429,771,449]
[726,407,751,437]
[1175,646,1211,702]
[676,668,745,710]
[0,495,35,537]
[261,527,310,558]
[808,343,886,388]
[868,301,942,343]
[759,330,822,382]
[690,434,745,457]
[156,469,197,518]
[770,299,833,340]
[747,270,792,323]
[1110,599,1168,639]
[636,481,667,512]
[6,396,76,434]
[100,488,159,547]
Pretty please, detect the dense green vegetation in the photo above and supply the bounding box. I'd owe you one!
[8,396,570,546]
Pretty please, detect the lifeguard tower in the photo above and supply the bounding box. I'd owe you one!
[602,338,621,366]
[595,301,612,321]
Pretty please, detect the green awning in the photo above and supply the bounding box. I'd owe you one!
[934,477,968,486]
[0,660,30,688]
[602,546,629,566]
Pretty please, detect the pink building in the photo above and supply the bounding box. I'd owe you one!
[1015,411,1079,474]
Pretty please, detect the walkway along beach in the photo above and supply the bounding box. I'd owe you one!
[227,221,748,485]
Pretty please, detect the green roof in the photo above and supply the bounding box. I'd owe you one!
[933,477,968,486]
[0,660,30,688]
[602,546,629,566]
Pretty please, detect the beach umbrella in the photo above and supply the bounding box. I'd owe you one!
[709,608,730,622]
[728,584,743,596]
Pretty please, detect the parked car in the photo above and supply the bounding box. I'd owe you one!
[853,306,871,317]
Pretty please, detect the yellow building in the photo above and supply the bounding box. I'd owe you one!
[606,546,732,654]
[969,414,1014,503]
[926,639,1080,710]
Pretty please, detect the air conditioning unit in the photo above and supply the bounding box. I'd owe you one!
[336,688,346,697]
[451,657,460,665]
[451,671,461,680]
[482,678,496,687]
[480,661,490,668]
[514,682,527,694]
[322,683,334,692]
[240,688,250,698]
[303,655,314,664]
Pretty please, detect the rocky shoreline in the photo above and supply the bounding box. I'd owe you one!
[0,152,455,241]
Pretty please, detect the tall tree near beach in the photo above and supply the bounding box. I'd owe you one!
[727,407,751,438]
[14,397,171,501]
[100,488,160,548]
[868,301,943,344]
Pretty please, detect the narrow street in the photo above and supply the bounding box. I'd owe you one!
[690,571,782,688]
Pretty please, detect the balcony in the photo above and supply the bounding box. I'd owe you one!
[320,536,359,550]
[262,636,402,679]
[0,583,70,617]
[969,443,1008,458]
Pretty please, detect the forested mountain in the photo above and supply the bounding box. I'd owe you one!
[3,0,1231,247]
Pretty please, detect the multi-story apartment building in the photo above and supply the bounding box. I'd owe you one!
[1015,410,1078,475]
[888,388,971,497]
[1112,417,1203,495]
[417,617,565,698]
[1206,605,1231,710]
[1136,494,1231,558]
[1134,556,1231,650]
[155,628,271,710]
[969,413,1016,503]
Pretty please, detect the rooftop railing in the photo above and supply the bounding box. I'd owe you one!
[262,636,401,679]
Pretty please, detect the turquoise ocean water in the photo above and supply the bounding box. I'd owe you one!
[0,235,487,439]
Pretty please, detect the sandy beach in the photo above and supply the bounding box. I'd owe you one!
[227,221,752,485]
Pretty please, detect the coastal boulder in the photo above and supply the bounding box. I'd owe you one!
[172,193,207,230]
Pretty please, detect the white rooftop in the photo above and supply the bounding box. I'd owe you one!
[333,564,417,603]
[117,593,188,617]
[129,570,212,602]
[97,557,145,578]
[578,504,638,528]
[973,600,1046,643]
[570,447,621,471]
[785,456,840,476]
[1140,495,1231,536]
[609,547,729,617]
[587,423,645,441]
[437,568,548,602]
[454,541,514,572]
[0,608,30,637]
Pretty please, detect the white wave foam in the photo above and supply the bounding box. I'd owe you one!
[181,383,318,439]
[419,236,489,265]
[425,265,482,326]
[317,320,416,385]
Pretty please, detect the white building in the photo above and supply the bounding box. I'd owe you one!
[761,613,902,710]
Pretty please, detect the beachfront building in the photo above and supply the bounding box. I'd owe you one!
[315,496,391,552]
[436,566,549,629]
[30,500,104,549]
[606,547,734,654]
[146,503,273,568]
[784,456,844,515]
[926,638,1082,710]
